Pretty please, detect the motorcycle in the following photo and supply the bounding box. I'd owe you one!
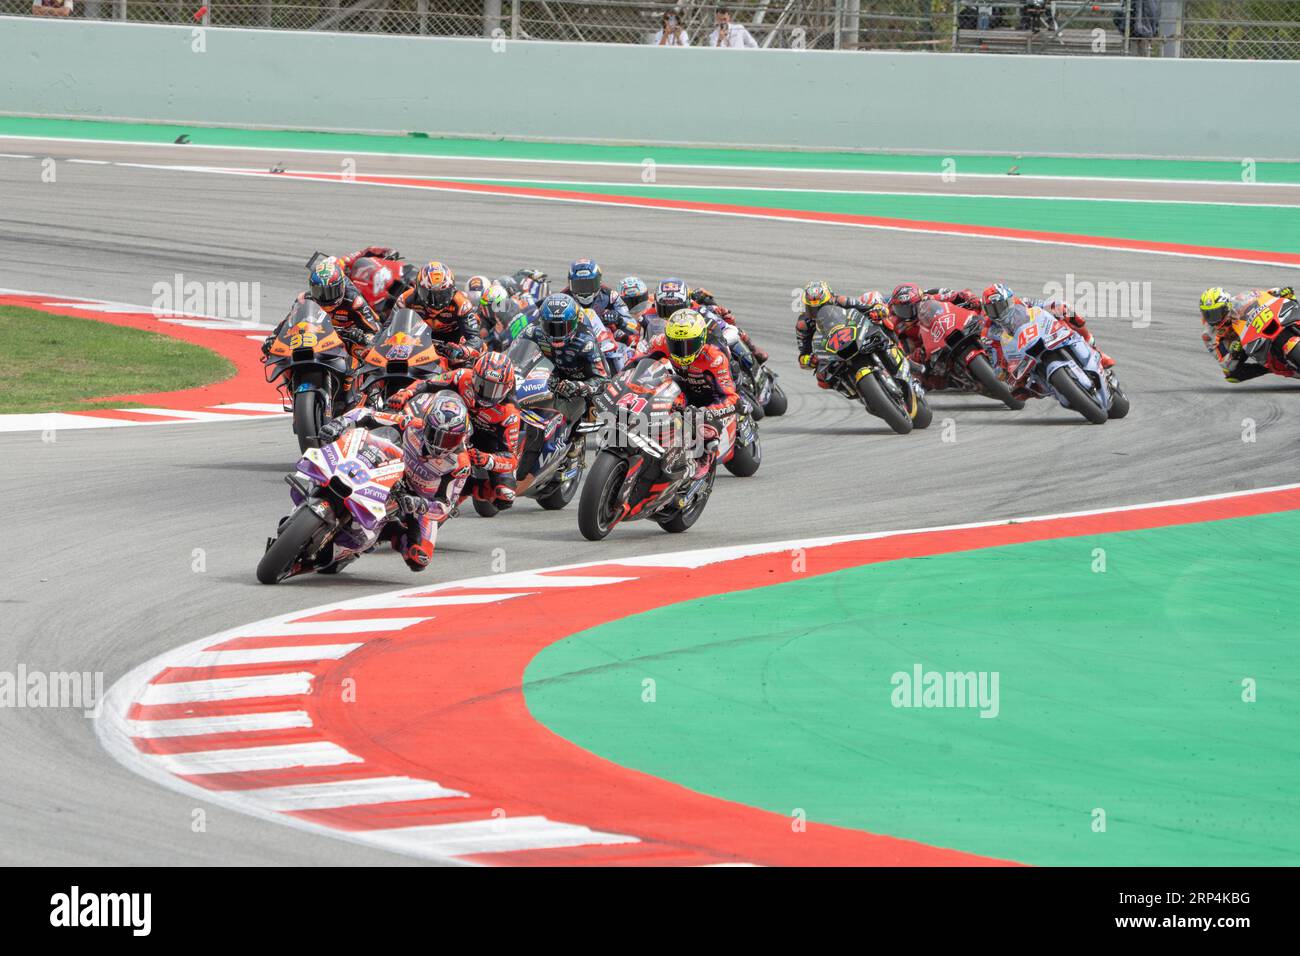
[263,299,357,452]
[717,321,787,419]
[915,300,1024,410]
[998,304,1129,424]
[497,335,590,515]
[256,423,406,584]
[309,250,414,322]
[1231,293,1300,379]
[815,304,932,435]
[577,357,716,541]
[355,308,447,406]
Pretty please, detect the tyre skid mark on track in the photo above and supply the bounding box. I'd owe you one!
[97,483,1300,866]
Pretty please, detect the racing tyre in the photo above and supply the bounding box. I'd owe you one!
[911,393,933,429]
[968,355,1023,410]
[1107,383,1131,420]
[538,463,583,510]
[578,451,629,541]
[658,468,715,533]
[857,371,913,435]
[1049,367,1108,424]
[292,388,325,453]
[723,433,762,477]
[256,507,327,584]
[763,383,788,417]
[472,497,499,518]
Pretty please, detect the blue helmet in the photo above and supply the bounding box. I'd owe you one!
[568,258,602,306]
[539,293,580,346]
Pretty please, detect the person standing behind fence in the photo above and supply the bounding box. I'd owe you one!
[707,6,758,48]
[32,0,73,16]
[652,8,691,46]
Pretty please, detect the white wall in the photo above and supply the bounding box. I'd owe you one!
[2,16,1297,160]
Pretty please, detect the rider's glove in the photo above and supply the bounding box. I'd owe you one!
[690,289,717,308]
[397,494,429,517]
[798,353,817,369]
[260,335,275,357]
[469,449,495,470]
[387,384,418,410]
[1275,287,1295,301]
[318,419,351,444]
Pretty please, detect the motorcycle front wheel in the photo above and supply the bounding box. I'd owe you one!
[256,507,328,584]
[857,369,913,435]
[578,451,630,541]
[1049,367,1108,424]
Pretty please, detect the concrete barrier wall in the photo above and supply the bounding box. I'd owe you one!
[3,16,1298,160]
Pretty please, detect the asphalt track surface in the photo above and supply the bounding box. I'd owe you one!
[0,145,1297,865]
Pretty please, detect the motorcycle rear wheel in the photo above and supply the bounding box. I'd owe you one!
[1049,367,1108,424]
[763,383,789,417]
[256,507,327,584]
[723,432,762,477]
[659,467,715,533]
[1108,383,1131,420]
[857,370,913,435]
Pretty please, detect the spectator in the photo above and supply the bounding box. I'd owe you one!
[651,8,691,46]
[32,0,73,15]
[707,6,758,48]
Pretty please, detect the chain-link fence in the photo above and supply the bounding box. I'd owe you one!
[7,1,1299,58]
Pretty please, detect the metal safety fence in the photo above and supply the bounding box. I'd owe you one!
[7,1,1299,58]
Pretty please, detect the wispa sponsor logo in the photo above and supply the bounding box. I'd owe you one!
[0,665,103,717]
[890,664,1000,719]
[49,887,151,936]
[152,273,261,323]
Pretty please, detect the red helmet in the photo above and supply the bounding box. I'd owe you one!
[889,283,923,321]
[471,350,515,407]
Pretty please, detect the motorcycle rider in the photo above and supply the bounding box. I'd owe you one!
[561,258,639,347]
[386,351,522,511]
[314,389,473,571]
[1199,285,1297,382]
[638,308,740,476]
[513,293,612,494]
[689,287,769,364]
[618,276,651,315]
[477,281,533,350]
[795,281,895,386]
[981,283,1114,369]
[262,255,381,406]
[391,260,484,367]
[514,268,550,307]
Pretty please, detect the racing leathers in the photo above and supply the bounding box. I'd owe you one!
[388,369,523,509]
[324,401,470,570]
[392,286,485,367]
[561,283,638,347]
[1203,287,1298,382]
[638,335,740,472]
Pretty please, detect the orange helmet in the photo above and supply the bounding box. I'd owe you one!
[415,261,457,309]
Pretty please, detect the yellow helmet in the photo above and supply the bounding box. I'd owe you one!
[803,280,832,310]
[664,308,708,369]
[1199,287,1230,324]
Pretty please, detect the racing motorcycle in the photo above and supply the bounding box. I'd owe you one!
[815,304,932,435]
[1231,292,1300,379]
[720,323,787,419]
[494,335,590,515]
[256,422,406,584]
[577,357,716,541]
[915,300,1023,410]
[355,308,447,406]
[309,250,415,322]
[263,299,357,452]
[998,305,1129,424]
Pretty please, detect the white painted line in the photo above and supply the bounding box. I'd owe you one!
[125,407,268,422]
[240,776,467,811]
[160,318,265,330]
[7,132,1295,187]
[481,572,636,589]
[182,643,363,667]
[357,816,638,857]
[146,741,363,776]
[342,591,532,610]
[0,412,136,433]
[138,672,315,705]
[222,617,432,639]
[211,402,288,413]
[130,711,313,739]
